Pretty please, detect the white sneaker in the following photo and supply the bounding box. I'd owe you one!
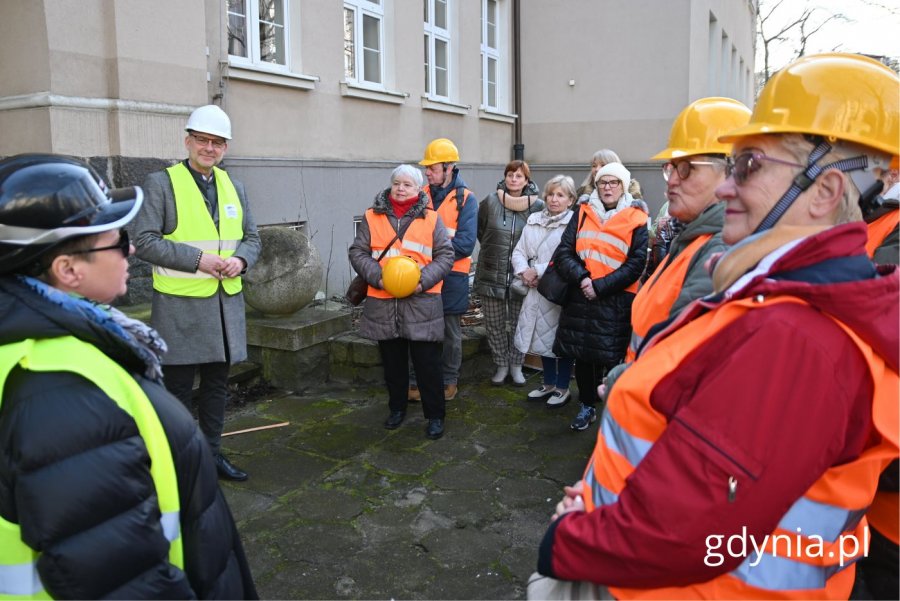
[546,389,571,408]
[509,364,526,386]
[527,385,556,401]
[491,365,509,385]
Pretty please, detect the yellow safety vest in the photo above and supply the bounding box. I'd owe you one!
[0,337,184,599]
[152,163,244,297]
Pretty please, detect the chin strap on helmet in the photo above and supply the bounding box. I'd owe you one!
[753,138,870,234]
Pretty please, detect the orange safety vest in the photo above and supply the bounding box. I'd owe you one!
[866,489,900,545]
[626,234,712,362]
[865,210,899,259]
[365,209,442,299]
[575,206,646,294]
[423,186,473,274]
[583,296,899,600]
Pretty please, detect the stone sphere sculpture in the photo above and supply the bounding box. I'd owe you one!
[243,227,323,315]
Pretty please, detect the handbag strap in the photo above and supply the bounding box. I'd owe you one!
[374,208,419,262]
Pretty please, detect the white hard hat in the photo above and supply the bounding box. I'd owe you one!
[185,105,232,140]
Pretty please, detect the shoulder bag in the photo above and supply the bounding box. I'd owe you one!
[537,209,588,305]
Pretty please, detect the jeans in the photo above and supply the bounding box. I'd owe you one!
[541,356,574,389]
[163,362,229,454]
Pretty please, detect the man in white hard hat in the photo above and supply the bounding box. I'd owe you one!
[133,105,261,481]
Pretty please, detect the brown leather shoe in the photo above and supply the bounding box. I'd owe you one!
[444,384,458,401]
[408,386,421,401]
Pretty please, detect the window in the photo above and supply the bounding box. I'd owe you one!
[424,0,450,99]
[344,0,384,86]
[227,0,289,69]
[480,0,500,110]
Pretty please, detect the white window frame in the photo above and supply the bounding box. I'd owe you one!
[480,0,501,111]
[227,0,291,73]
[344,0,385,89]
[424,0,451,101]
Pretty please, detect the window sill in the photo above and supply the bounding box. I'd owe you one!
[478,108,517,124]
[421,96,471,115]
[340,82,408,105]
[227,62,319,90]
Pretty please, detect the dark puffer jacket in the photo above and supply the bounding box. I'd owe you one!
[0,276,257,600]
[474,188,544,299]
[552,203,648,366]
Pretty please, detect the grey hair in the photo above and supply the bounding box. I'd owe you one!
[580,148,622,191]
[779,134,862,225]
[543,175,577,203]
[391,164,424,188]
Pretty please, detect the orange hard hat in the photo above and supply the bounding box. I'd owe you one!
[382,255,421,298]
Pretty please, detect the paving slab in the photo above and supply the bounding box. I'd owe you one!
[221,378,594,599]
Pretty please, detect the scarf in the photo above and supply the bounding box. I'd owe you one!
[587,191,634,223]
[19,276,168,383]
[389,194,418,219]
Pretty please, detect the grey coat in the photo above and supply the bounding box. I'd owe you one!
[473,191,545,299]
[348,189,454,342]
[132,163,261,365]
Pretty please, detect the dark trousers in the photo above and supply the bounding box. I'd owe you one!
[574,360,609,408]
[163,362,229,454]
[379,338,445,420]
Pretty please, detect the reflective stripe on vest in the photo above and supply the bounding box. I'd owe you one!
[626,234,712,362]
[152,163,244,297]
[582,296,898,599]
[575,206,645,294]
[424,186,473,274]
[0,337,184,599]
[365,209,443,299]
[865,210,899,259]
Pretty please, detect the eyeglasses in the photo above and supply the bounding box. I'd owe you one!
[662,160,728,182]
[190,133,227,149]
[597,179,622,188]
[69,230,131,258]
[729,152,806,186]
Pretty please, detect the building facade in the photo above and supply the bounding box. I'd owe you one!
[0,0,755,297]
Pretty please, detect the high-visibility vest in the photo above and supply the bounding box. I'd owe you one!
[366,209,442,299]
[0,336,184,599]
[152,163,244,297]
[865,210,899,259]
[867,489,899,544]
[424,186,473,275]
[582,295,898,599]
[575,206,646,294]
[626,234,712,362]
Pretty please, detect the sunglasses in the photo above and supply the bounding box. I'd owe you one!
[729,152,805,186]
[662,159,728,182]
[69,230,131,258]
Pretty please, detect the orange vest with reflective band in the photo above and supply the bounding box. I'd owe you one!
[575,206,646,294]
[865,210,899,259]
[366,209,442,299]
[424,186,473,274]
[626,234,712,362]
[583,296,899,600]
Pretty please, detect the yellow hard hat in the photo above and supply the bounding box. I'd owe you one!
[382,255,421,298]
[419,138,460,165]
[719,53,899,156]
[652,97,751,160]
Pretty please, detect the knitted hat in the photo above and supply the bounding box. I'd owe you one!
[595,162,631,187]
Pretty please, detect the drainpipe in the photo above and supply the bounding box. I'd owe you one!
[512,0,524,160]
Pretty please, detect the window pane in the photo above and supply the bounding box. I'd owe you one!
[435,0,447,29]
[423,0,428,22]
[362,14,381,83]
[487,0,497,48]
[424,35,430,94]
[488,57,497,107]
[227,0,248,58]
[258,0,285,65]
[344,8,355,79]
[435,39,448,96]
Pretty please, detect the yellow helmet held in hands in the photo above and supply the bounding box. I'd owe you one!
[382,256,421,298]
[419,138,460,166]
[719,53,899,156]
[652,97,751,160]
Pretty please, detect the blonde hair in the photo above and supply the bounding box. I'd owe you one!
[543,175,577,204]
[780,134,862,225]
